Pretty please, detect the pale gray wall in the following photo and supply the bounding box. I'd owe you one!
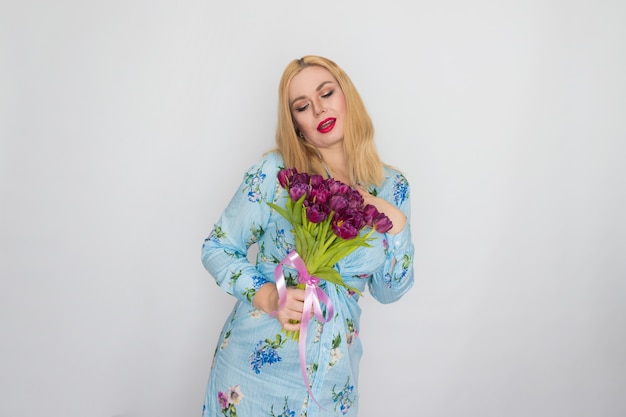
[1,1,625,416]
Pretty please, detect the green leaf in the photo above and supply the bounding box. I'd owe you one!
[294,227,308,256]
[314,267,362,295]
[267,202,291,222]
[292,194,306,225]
[332,334,341,348]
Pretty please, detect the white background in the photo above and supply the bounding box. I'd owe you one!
[1,1,625,416]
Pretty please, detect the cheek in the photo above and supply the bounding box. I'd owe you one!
[293,114,311,131]
[337,96,347,114]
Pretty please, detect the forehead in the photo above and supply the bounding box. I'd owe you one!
[288,66,337,98]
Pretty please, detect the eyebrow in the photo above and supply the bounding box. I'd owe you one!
[290,81,335,107]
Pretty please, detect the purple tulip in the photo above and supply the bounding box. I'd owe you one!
[362,204,379,227]
[327,179,351,195]
[329,194,349,213]
[277,167,297,189]
[309,174,324,189]
[289,183,310,202]
[373,212,393,233]
[347,190,364,209]
[344,209,367,231]
[309,185,331,205]
[331,209,366,239]
[331,218,360,240]
[306,203,330,223]
[292,172,310,187]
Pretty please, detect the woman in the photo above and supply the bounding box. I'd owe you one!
[201,55,414,417]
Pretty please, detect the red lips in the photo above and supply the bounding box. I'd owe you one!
[317,118,336,133]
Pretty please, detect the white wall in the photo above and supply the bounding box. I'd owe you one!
[1,1,625,416]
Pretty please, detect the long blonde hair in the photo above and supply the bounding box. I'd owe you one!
[274,55,384,187]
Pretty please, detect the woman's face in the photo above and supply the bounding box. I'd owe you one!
[288,65,346,150]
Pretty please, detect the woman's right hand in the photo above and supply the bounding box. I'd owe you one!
[253,283,306,331]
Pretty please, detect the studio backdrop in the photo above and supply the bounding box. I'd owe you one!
[1,1,625,416]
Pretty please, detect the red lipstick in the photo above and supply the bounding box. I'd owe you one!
[317,118,336,133]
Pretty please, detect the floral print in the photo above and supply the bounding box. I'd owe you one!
[218,384,244,417]
[243,164,267,203]
[270,398,297,417]
[247,223,265,247]
[345,319,358,347]
[328,334,343,367]
[229,270,242,288]
[220,330,231,350]
[332,378,356,415]
[201,153,414,416]
[273,228,295,254]
[249,334,286,374]
[392,174,409,206]
[383,253,413,288]
[204,225,226,246]
[242,274,270,302]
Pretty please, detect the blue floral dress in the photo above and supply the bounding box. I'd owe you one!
[201,152,414,417]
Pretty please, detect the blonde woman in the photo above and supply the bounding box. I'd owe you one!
[201,55,414,417]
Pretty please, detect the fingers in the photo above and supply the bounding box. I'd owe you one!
[274,287,306,330]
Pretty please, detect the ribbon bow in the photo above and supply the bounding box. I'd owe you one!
[273,251,334,408]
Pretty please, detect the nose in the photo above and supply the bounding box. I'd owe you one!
[312,100,326,117]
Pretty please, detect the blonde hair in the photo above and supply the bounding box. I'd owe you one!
[274,55,384,187]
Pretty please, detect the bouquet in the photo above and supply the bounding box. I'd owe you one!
[268,168,393,337]
[267,167,393,407]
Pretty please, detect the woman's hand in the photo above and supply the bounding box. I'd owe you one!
[356,187,406,235]
[252,283,306,331]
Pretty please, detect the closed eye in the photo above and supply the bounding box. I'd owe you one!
[295,104,309,112]
[321,89,334,98]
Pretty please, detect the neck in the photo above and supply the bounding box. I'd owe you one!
[316,148,351,185]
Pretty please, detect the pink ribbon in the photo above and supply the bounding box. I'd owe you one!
[273,251,334,409]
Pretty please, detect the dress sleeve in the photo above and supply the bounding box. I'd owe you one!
[201,155,279,305]
[368,173,415,304]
